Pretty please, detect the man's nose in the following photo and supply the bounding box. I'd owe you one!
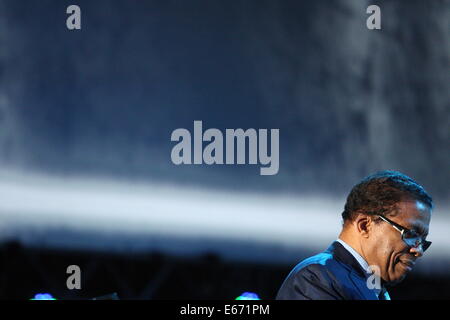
[410,244,424,257]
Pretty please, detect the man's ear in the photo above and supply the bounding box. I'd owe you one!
[354,214,372,238]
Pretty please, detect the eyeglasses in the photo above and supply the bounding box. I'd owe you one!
[375,214,432,252]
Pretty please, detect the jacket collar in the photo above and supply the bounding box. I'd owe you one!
[326,241,386,300]
[325,241,368,279]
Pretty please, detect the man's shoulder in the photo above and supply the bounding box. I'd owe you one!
[289,241,366,278]
[276,242,369,300]
[288,249,347,278]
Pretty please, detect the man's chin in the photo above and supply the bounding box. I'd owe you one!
[385,269,409,286]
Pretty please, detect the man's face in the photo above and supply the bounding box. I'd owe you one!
[365,200,432,285]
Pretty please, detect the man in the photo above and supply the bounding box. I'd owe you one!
[276,170,433,300]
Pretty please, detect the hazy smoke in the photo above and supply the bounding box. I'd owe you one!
[0,0,448,200]
[242,0,450,198]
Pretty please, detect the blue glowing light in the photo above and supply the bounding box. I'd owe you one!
[31,293,56,300]
[235,291,260,300]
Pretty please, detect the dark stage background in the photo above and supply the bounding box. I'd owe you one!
[0,0,449,299]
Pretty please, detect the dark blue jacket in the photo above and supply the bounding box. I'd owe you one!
[276,241,390,300]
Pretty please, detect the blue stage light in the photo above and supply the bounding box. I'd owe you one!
[235,291,260,300]
[31,293,56,300]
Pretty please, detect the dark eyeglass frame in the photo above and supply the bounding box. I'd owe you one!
[374,214,432,252]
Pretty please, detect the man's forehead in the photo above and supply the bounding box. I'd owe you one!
[395,200,432,228]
